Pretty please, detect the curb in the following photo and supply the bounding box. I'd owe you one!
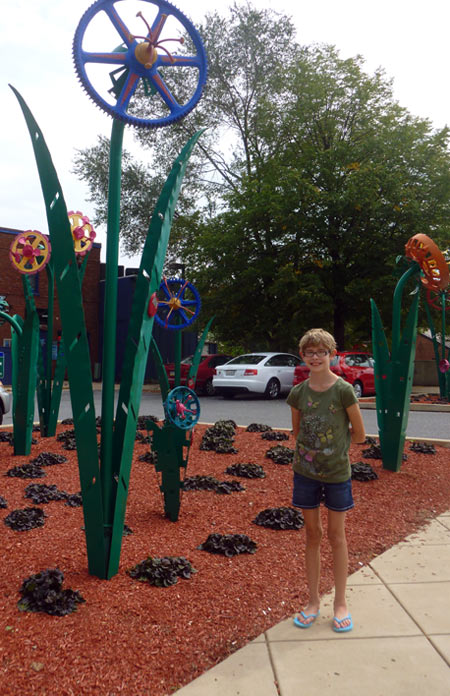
[359,401,450,413]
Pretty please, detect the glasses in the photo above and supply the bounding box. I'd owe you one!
[303,350,329,358]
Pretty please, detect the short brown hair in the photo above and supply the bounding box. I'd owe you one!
[299,328,336,354]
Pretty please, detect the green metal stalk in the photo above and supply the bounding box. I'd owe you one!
[174,324,181,386]
[100,118,125,530]
[48,255,91,434]
[441,293,450,401]
[11,85,107,577]
[441,293,446,362]
[391,265,418,351]
[0,312,23,336]
[187,317,215,387]
[43,264,54,436]
[106,131,204,578]
[423,295,446,397]
[12,277,40,455]
[371,262,421,472]
[150,337,170,403]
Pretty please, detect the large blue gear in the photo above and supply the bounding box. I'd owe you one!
[154,277,201,329]
[73,0,207,128]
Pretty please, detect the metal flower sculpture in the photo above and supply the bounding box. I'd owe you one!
[9,0,206,579]
[371,234,449,471]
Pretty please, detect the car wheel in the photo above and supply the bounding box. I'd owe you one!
[265,378,280,400]
[353,381,363,399]
[204,378,215,397]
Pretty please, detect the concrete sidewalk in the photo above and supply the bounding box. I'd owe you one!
[173,511,450,696]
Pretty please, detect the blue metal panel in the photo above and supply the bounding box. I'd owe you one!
[98,275,198,381]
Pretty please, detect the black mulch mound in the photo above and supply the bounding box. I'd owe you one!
[6,463,45,479]
[261,431,289,441]
[246,423,272,432]
[18,568,85,616]
[65,492,83,507]
[409,441,436,454]
[0,432,13,444]
[182,475,245,495]
[265,445,294,465]
[253,506,304,530]
[351,461,378,481]
[200,421,237,454]
[30,452,68,467]
[127,556,196,587]
[197,533,257,557]
[56,430,77,450]
[224,462,266,479]
[362,445,407,461]
[4,507,46,531]
[24,484,68,504]
[138,451,156,463]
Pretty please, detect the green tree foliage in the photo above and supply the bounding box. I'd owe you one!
[73,3,450,351]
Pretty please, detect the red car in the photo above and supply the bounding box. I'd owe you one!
[164,353,232,396]
[293,351,375,398]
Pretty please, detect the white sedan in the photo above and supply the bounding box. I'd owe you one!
[212,352,302,399]
[0,382,11,424]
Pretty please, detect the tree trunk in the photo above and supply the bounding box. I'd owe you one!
[333,299,346,350]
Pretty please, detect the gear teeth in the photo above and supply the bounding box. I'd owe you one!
[72,0,207,129]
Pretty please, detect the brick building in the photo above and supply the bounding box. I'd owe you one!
[0,226,197,385]
[415,331,449,361]
[414,331,449,386]
[0,226,101,378]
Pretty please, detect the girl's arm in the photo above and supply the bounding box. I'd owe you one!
[290,406,301,440]
[346,403,366,444]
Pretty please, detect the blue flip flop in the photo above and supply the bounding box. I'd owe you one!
[332,614,353,633]
[293,610,319,628]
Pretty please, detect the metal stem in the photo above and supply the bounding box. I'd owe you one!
[392,264,420,354]
[174,321,181,386]
[100,118,125,525]
[441,292,446,361]
[0,311,23,336]
[44,265,54,434]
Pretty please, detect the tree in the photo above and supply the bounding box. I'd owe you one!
[74,4,450,350]
[233,43,450,347]
[73,2,299,255]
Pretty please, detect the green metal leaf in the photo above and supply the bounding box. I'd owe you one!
[187,316,215,385]
[150,336,170,402]
[107,130,205,578]
[10,85,106,577]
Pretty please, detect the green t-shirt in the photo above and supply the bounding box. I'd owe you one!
[286,377,358,483]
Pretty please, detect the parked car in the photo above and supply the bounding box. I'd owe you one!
[164,354,232,395]
[213,352,303,399]
[0,381,11,424]
[293,351,375,398]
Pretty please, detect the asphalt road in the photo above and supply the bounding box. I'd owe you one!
[4,390,449,441]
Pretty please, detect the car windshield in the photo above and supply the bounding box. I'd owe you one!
[180,356,194,365]
[226,354,266,365]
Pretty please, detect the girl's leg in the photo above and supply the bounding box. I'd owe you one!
[296,507,323,624]
[327,509,351,628]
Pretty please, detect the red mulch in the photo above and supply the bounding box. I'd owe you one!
[0,423,449,696]
[410,393,449,404]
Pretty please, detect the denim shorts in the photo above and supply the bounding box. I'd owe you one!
[292,471,354,512]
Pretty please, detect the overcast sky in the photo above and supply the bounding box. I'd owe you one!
[1,0,449,265]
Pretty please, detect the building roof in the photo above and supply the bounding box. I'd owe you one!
[419,330,450,349]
